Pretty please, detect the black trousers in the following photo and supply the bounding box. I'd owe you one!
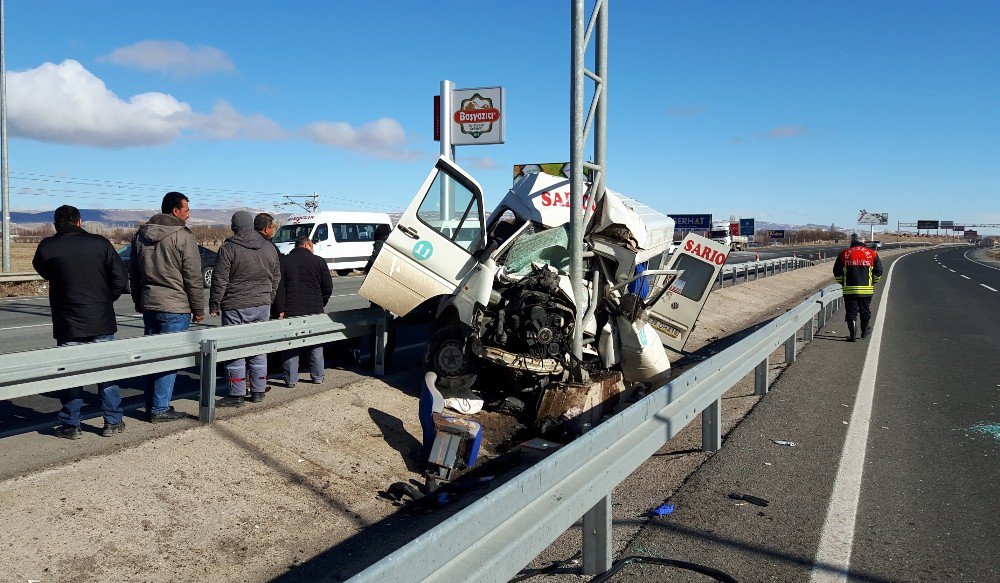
[844,295,872,324]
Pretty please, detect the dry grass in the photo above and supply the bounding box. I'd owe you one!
[989,249,1000,261]
[7,242,37,272]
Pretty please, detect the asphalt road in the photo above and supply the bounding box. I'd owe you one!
[726,241,917,265]
[617,245,1000,582]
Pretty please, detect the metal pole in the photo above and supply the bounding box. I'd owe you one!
[1,0,10,272]
[754,359,769,396]
[198,340,218,422]
[570,0,586,373]
[594,0,607,205]
[701,399,721,451]
[784,335,796,364]
[582,495,612,574]
[374,312,388,377]
[439,80,454,222]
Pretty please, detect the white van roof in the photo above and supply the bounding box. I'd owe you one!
[281,211,392,225]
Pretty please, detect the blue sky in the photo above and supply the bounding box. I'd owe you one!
[3,1,998,234]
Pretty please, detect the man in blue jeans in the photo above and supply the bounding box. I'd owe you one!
[33,205,129,439]
[130,192,207,422]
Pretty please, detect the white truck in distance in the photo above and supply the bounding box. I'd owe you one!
[709,220,748,251]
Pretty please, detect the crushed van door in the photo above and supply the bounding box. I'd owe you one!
[359,157,487,317]
[646,234,730,352]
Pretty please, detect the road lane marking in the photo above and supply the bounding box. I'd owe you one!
[810,249,910,583]
[0,323,50,331]
[948,268,956,272]
[961,275,970,280]
[963,249,1000,271]
[983,284,998,292]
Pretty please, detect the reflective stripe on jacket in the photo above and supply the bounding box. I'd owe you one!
[833,243,883,295]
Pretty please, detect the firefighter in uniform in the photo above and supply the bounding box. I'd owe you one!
[833,233,884,342]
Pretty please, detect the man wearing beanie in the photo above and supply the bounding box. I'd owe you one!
[209,210,282,406]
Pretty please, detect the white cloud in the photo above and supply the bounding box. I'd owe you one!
[187,101,288,141]
[7,59,189,147]
[102,40,235,76]
[303,117,421,160]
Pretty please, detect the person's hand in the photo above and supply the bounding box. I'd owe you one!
[209,311,219,317]
[193,313,206,323]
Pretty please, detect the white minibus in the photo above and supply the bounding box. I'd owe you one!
[274,211,393,275]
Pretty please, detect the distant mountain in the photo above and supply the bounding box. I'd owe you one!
[10,208,283,228]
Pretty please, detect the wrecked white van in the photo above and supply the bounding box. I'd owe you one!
[360,157,728,408]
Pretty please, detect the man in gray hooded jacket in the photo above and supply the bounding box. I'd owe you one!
[210,210,281,407]
[131,191,205,423]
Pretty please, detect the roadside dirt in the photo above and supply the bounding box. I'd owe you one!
[0,252,908,582]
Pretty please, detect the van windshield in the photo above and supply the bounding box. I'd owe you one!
[274,223,314,244]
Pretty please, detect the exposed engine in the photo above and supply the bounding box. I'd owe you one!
[483,266,575,364]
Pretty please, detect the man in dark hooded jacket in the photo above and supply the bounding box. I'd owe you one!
[210,210,282,406]
[131,191,205,422]
[33,205,129,439]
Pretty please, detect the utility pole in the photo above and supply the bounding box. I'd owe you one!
[569,0,608,380]
[1,0,10,272]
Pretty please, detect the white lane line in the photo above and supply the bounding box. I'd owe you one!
[948,269,956,272]
[810,249,908,582]
[0,322,49,331]
[983,284,998,292]
[961,275,971,280]
[963,249,1000,271]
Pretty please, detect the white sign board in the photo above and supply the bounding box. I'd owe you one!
[451,86,505,146]
[857,210,888,225]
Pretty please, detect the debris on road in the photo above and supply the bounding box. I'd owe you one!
[728,492,770,507]
[650,503,675,517]
[771,439,796,447]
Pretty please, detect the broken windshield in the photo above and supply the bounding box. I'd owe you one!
[503,224,572,276]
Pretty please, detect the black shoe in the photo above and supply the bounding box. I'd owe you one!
[249,392,265,403]
[149,407,188,423]
[55,424,82,440]
[217,396,245,408]
[847,336,856,342]
[101,421,126,436]
[285,381,297,389]
[861,326,872,339]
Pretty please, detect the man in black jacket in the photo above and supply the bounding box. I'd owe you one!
[32,205,129,439]
[273,237,333,387]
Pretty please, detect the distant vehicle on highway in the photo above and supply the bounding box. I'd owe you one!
[273,211,392,276]
[117,243,218,292]
[869,240,883,249]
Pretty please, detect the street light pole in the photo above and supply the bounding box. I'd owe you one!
[0,0,10,272]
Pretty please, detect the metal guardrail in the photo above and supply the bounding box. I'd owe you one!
[0,271,43,283]
[350,284,846,582]
[717,256,814,288]
[0,307,382,422]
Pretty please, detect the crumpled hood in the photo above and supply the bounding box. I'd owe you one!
[225,229,263,250]
[138,214,188,244]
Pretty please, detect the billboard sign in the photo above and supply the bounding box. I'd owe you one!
[964,230,978,237]
[767,229,786,239]
[917,220,939,229]
[739,218,755,236]
[940,220,954,229]
[858,210,889,225]
[953,226,965,232]
[668,214,713,230]
[450,86,506,146]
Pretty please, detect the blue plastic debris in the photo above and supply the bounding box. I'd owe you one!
[651,503,675,517]
[971,423,1000,442]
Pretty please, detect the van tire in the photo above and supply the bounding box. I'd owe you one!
[424,326,477,390]
[203,267,213,288]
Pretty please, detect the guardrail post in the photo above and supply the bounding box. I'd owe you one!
[784,335,796,363]
[754,359,769,395]
[582,496,612,575]
[818,301,827,328]
[702,399,721,451]
[804,315,814,342]
[198,339,218,423]
[374,312,389,376]
[717,270,724,288]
